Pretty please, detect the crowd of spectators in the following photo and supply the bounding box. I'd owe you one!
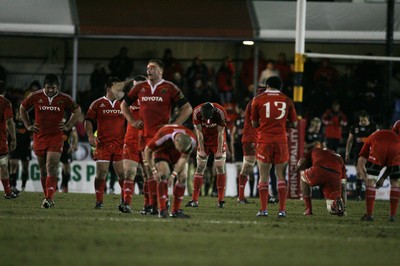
[1,48,399,151]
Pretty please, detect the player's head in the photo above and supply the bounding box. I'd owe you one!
[256,84,267,95]
[105,77,122,99]
[174,133,192,153]
[43,74,60,97]
[309,117,321,131]
[357,110,370,126]
[393,120,400,135]
[147,59,164,81]
[43,74,59,87]
[201,102,215,120]
[0,80,5,95]
[265,76,282,91]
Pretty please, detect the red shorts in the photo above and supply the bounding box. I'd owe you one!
[303,166,341,200]
[93,143,123,162]
[201,144,227,156]
[256,142,289,164]
[34,137,63,157]
[242,142,256,157]
[123,142,141,163]
[154,148,181,166]
[368,142,400,167]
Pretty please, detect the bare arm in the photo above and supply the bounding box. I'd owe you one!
[6,118,16,152]
[84,120,96,147]
[345,132,354,163]
[216,125,225,158]
[195,124,206,157]
[121,101,143,129]
[69,128,79,153]
[19,104,38,132]
[64,106,82,131]
[376,167,391,189]
[357,156,368,180]
[173,102,192,125]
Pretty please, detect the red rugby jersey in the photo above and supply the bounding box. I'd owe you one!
[251,90,297,143]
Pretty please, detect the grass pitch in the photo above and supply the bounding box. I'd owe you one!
[0,192,399,266]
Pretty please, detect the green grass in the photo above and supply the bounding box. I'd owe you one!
[0,192,399,266]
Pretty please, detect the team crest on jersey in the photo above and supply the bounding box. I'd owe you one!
[160,88,167,94]
[57,100,64,105]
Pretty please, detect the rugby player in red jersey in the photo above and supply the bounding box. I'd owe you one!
[251,76,297,217]
[120,59,192,214]
[0,80,17,199]
[297,147,346,216]
[120,75,147,213]
[85,77,126,210]
[144,125,197,218]
[186,102,228,208]
[357,128,400,222]
[20,74,81,208]
[236,85,266,204]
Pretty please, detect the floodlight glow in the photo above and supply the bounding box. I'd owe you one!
[242,41,254,46]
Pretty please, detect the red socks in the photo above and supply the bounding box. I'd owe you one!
[258,182,269,211]
[1,179,11,195]
[173,183,186,213]
[238,174,248,200]
[192,174,203,202]
[157,180,168,211]
[303,195,312,209]
[46,176,58,200]
[366,186,376,216]
[217,174,226,201]
[95,178,106,203]
[148,178,158,207]
[123,179,135,206]
[390,187,400,217]
[143,180,149,207]
[278,180,287,212]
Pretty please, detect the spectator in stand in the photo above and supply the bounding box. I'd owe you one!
[84,77,126,210]
[390,65,400,124]
[186,56,209,92]
[108,47,134,81]
[321,100,347,153]
[297,147,347,216]
[216,56,235,104]
[90,63,109,101]
[357,126,400,222]
[188,78,221,108]
[186,102,228,208]
[120,59,192,215]
[0,80,17,199]
[20,74,81,208]
[144,124,197,218]
[314,58,339,95]
[275,52,292,90]
[345,111,377,201]
[162,48,184,82]
[259,60,280,86]
[239,50,267,101]
[313,59,339,112]
[9,108,31,193]
[0,64,6,84]
[251,77,298,217]
[25,80,41,98]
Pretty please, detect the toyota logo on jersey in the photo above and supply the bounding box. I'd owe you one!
[39,106,61,111]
